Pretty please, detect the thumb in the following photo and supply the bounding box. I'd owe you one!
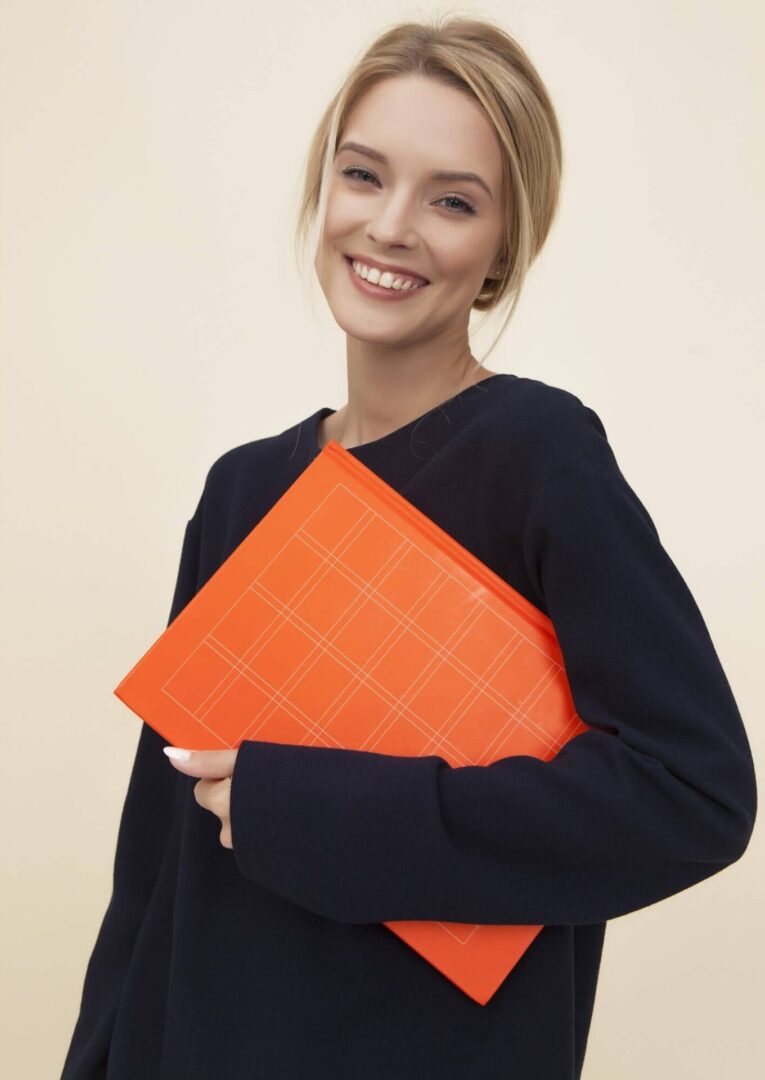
[163,746,237,779]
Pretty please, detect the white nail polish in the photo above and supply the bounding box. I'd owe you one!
[164,747,192,762]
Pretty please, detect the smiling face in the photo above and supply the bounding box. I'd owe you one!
[314,75,506,348]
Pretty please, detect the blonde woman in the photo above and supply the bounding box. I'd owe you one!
[62,17,756,1080]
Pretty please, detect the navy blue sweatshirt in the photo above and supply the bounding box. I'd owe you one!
[61,373,757,1079]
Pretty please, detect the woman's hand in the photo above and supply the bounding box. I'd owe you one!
[163,747,239,849]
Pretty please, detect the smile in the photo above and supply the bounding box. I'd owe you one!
[344,255,430,301]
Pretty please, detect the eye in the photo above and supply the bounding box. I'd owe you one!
[342,166,377,185]
[437,195,476,216]
[341,166,477,216]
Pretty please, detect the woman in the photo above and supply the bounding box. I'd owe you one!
[62,17,757,1079]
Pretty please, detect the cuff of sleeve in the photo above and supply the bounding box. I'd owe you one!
[229,738,448,923]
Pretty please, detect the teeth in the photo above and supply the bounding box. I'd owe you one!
[351,259,425,291]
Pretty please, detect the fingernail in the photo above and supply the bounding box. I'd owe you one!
[164,747,192,762]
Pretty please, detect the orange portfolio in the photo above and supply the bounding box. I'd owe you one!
[114,439,591,1005]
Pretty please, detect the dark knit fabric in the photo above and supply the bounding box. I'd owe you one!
[62,374,756,1079]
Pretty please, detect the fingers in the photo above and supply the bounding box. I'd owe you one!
[163,747,238,779]
[193,776,231,812]
[192,776,233,850]
[164,748,236,851]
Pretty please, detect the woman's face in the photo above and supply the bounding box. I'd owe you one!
[314,75,505,347]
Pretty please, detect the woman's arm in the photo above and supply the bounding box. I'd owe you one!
[61,497,204,1078]
[229,459,757,926]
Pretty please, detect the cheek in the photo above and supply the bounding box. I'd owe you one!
[323,192,358,238]
[433,241,491,288]
[316,202,357,278]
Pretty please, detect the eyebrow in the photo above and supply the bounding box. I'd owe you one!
[336,141,494,201]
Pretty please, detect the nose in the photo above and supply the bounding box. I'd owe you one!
[365,193,420,249]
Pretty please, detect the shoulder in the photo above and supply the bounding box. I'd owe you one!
[487,374,618,487]
[192,414,308,521]
[491,377,664,542]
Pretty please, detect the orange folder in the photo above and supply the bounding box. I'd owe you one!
[114,439,591,1005]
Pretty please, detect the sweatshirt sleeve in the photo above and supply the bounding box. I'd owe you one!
[229,459,757,927]
[61,498,204,1079]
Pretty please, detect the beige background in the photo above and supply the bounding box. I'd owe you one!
[1,1,763,1076]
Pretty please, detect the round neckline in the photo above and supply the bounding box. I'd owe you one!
[311,373,510,457]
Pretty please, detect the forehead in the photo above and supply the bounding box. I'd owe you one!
[341,76,503,185]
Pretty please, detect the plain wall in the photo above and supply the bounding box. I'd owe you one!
[1,1,762,1076]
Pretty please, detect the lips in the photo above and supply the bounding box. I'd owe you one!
[344,254,430,285]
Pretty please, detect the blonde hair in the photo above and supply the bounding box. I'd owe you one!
[293,14,563,362]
